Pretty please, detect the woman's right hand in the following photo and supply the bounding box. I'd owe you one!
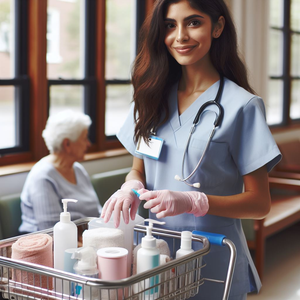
[100,180,145,227]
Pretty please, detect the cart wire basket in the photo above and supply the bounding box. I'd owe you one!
[0,218,236,300]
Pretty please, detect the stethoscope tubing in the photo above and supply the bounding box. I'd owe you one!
[178,76,224,188]
[180,125,217,184]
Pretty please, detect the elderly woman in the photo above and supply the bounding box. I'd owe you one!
[19,110,101,233]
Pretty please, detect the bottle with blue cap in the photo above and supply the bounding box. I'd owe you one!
[136,219,165,299]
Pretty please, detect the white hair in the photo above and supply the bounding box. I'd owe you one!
[42,110,92,153]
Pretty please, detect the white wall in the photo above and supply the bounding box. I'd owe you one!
[82,154,132,177]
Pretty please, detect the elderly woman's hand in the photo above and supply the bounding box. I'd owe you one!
[100,180,145,227]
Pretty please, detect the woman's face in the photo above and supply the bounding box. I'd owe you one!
[164,1,215,67]
[69,128,91,161]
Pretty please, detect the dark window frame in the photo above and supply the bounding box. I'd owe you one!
[48,0,98,144]
[269,0,300,128]
[0,0,152,167]
[0,0,30,157]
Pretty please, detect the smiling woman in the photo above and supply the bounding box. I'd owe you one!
[164,3,224,71]
[100,1,282,300]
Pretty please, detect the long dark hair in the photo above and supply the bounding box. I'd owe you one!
[132,0,254,142]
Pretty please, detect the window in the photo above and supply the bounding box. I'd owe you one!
[267,0,300,125]
[0,0,151,166]
[0,0,30,158]
[47,9,62,64]
[105,0,136,137]
[47,0,86,122]
[0,21,10,53]
[290,0,300,120]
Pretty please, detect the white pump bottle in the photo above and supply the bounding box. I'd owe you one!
[53,199,78,271]
[136,219,165,299]
[176,231,195,292]
[176,231,194,258]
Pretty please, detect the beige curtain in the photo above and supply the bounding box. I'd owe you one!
[225,0,270,101]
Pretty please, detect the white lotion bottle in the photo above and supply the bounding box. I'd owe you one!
[176,231,194,259]
[54,199,78,271]
[136,219,165,300]
[176,231,195,293]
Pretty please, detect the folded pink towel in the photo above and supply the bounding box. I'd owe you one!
[12,233,53,291]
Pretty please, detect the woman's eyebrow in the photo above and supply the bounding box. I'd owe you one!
[164,14,205,22]
[184,14,204,21]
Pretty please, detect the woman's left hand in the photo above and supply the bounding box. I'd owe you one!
[101,180,145,227]
[139,190,209,218]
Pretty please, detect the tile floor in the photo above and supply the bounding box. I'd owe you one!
[247,223,300,300]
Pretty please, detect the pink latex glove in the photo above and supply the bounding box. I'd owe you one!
[140,190,209,219]
[100,180,144,227]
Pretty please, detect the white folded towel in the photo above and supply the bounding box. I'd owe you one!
[82,227,124,251]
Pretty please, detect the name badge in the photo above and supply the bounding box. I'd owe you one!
[135,135,164,160]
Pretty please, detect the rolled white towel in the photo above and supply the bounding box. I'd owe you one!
[82,227,124,251]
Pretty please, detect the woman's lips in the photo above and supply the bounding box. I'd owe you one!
[173,46,196,54]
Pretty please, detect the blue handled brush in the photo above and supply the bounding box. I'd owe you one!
[132,189,141,197]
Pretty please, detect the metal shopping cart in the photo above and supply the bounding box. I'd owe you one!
[0,218,236,300]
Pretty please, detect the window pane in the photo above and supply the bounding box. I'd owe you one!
[269,29,283,76]
[0,0,13,78]
[49,85,83,116]
[266,79,283,124]
[269,0,284,28]
[105,84,132,136]
[291,33,300,77]
[47,0,83,79]
[291,0,300,31]
[290,80,300,120]
[0,86,15,148]
[105,0,136,80]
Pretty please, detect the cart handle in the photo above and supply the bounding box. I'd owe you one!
[192,230,226,246]
[193,230,237,300]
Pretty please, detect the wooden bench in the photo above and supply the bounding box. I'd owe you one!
[242,139,300,280]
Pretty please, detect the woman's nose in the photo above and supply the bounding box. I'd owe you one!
[176,26,189,43]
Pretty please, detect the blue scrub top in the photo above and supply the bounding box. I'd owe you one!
[117,78,281,298]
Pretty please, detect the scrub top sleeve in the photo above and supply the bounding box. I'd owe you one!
[230,96,281,175]
[117,103,143,159]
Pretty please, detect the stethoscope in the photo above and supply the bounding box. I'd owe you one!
[175,76,224,188]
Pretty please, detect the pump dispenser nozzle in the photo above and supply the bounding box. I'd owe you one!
[60,199,78,222]
[142,219,165,249]
[72,246,98,277]
[62,199,78,212]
